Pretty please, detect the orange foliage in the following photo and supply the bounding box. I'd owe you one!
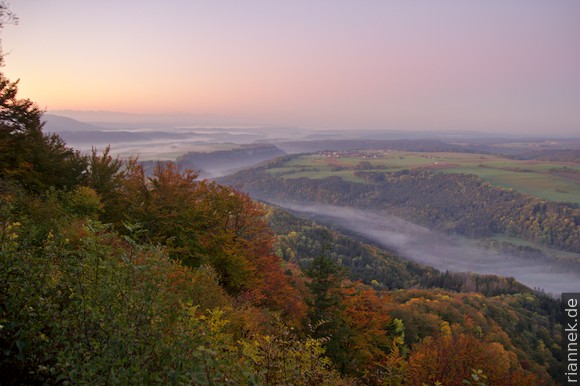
[191,180,307,319]
[245,253,307,325]
[338,285,393,379]
[406,330,541,386]
[118,162,307,320]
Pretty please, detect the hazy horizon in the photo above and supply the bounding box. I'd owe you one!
[4,1,580,135]
[44,110,580,140]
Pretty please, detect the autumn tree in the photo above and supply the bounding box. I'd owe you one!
[118,161,205,265]
[338,285,393,382]
[406,328,540,385]
[193,180,269,292]
[0,14,87,194]
[114,161,307,320]
[84,146,127,224]
[247,252,307,324]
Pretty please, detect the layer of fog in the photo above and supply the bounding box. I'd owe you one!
[279,203,580,295]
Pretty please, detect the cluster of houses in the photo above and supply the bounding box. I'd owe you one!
[315,150,387,159]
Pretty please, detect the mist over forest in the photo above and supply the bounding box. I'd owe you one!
[3,0,580,383]
[277,203,580,295]
[4,87,580,386]
[42,112,580,295]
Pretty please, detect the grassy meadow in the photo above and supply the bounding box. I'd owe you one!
[267,151,580,204]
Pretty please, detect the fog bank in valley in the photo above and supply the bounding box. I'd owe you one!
[279,204,580,295]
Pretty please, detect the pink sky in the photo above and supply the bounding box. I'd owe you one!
[2,1,580,134]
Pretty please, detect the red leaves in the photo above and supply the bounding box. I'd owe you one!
[247,253,307,324]
[118,162,308,320]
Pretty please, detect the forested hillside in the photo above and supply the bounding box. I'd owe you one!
[267,206,536,297]
[0,70,341,383]
[515,149,580,164]
[224,162,580,254]
[266,207,563,383]
[0,26,566,385]
[176,143,285,177]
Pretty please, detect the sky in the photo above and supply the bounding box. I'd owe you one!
[2,1,580,134]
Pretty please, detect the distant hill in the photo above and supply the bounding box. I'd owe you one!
[42,114,105,132]
[520,149,580,163]
[58,130,201,145]
[276,139,467,154]
[175,143,286,178]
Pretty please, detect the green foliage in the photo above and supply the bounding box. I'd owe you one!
[0,56,564,384]
[0,209,348,384]
[304,246,398,381]
[306,243,345,324]
[268,206,537,298]
[0,159,564,386]
[120,161,206,266]
[305,244,349,368]
[225,164,580,253]
[85,146,126,224]
[258,150,580,204]
[268,206,433,290]
[64,186,103,219]
[0,72,87,193]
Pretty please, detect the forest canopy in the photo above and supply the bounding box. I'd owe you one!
[0,6,566,383]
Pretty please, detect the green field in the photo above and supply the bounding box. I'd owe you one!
[267,151,580,204]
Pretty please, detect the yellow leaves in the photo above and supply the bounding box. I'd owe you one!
[206,308,231,334]
[240,331,342,384]
[439,321,451,337]
[179,302,349,384]
[1,221,21,251]
[379,340,408,385]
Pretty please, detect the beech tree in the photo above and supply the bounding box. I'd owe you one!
[0,74,86,192]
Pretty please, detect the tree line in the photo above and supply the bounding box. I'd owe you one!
[0,8,565,382]
[224,166,580,253]
[0,69,562,384]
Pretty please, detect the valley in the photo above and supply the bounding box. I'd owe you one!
[40,112,580,287]
[3,1,579,382]
[221,142,580,298]
[3,111,576,383]
[275,203,580,295]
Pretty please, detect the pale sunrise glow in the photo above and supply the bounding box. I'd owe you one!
[2,1,580,134]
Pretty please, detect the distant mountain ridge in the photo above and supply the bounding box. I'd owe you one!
[42,114,105,132]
